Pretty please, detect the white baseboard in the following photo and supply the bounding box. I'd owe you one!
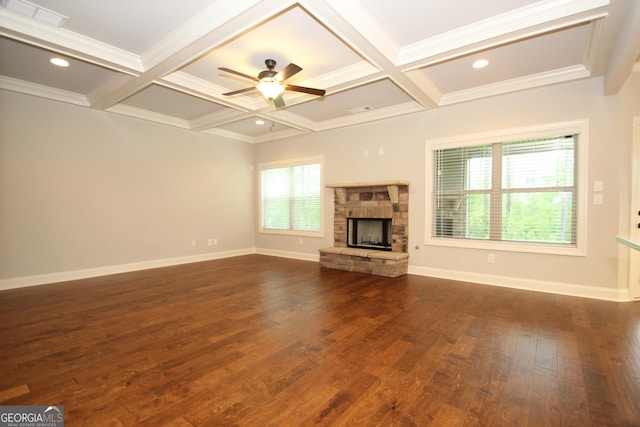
[255,247,320,262]
[254,251,630,302]
[1,251,629,302]
[0,248,256,291]
[408,265,630,302]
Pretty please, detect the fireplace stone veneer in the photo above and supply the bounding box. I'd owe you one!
[320,181,409,277]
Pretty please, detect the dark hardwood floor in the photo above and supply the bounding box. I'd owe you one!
[1,255,639,426]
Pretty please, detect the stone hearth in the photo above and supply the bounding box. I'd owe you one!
[319,181,409,277]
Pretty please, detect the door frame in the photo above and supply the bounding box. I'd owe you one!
[629,116,640,299]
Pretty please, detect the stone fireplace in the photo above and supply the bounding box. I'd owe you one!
[319,181,409,277]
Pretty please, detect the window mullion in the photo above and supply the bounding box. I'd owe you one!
[490,143,502,240]
[289,167,295,230]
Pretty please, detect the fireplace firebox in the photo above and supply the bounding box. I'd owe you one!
[347,218,392,251]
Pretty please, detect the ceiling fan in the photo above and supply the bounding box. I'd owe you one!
[218,59,326,108]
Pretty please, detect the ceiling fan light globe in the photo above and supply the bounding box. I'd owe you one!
[257,79,285,99]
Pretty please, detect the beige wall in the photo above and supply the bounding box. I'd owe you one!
[256,76,637,300]
[0,91,255,284]
[1,73,638,299]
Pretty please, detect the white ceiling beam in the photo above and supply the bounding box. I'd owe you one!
[301,0,439,108]
[88,0,297,110]
[604,0,640,95]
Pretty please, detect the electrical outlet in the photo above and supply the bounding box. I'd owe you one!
[213,238,218,245]
[191,239,196,247]
[299,238,304,245]
[487,254,495,263]
[208,239,212,246]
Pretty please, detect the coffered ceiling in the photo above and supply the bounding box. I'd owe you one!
[1,0,639,142]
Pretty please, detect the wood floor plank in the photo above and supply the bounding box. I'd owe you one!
[1,255,638,426]
[0,383,30,402]
[527,367,560,427]
[463,352,511,426]
[495,370,532,427]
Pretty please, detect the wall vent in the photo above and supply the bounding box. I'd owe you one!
[4,0,67,27]
[348,106,372,114]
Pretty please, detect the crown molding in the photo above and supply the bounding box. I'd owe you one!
[201,124,309,144]
[303,61,380,90]
[255,109,320,133]
[201,127,257,143]
[440,65,591,106]
[0,8,143,73]
[189,109,250,132]
[398,0,609,67]
[106,104,190,129]
[0,76,89,106]
[316,101,423,131]
[197,111,312,143]
[582,17,604,73]
[161,71,259,112]
[253,127,309,144]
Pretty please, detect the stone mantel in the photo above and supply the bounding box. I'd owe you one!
[326,181,409,205]
[326,180,409,188]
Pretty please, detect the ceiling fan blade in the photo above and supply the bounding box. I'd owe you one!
[277,63,302,81]
[222,87,257,96]
[273,95,285,109]
[218,67,259,82]
[285,84,326,97]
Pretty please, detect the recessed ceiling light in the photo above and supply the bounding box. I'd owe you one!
[473,59,489,69]
[50,57,69,67]
[255,120,265,125]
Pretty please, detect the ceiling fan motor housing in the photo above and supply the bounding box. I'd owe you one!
[259,59,279,80]
[258,70,278,80]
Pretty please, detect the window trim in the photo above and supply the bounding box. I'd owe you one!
[258,155,324,237]
[424,120,589,256]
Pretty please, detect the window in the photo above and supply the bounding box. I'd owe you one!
[259,156,323,236]
[425,120,588,255]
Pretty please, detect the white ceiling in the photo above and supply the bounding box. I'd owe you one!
[1,0,639,143]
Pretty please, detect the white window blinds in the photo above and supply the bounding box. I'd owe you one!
[261,162,321,232]
[433,135,577,245]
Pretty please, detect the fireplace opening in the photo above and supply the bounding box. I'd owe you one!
[347,218,392,251]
